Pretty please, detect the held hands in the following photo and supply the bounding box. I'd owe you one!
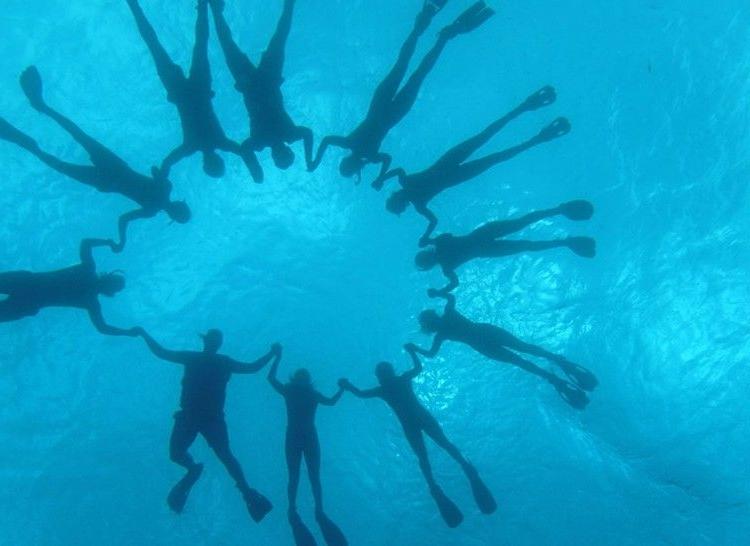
[271,343,282,357]
[338,378,351,390]
[404,343,417,353]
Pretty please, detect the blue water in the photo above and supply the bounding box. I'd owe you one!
[1,1,749,544]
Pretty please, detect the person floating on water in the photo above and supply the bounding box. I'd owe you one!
[0,66,191,251]
[209,0,313,170]
[338,344,496,528]
[0,238,136,336]
[310,1,495,182]
[376,86,570,243]
[134,328,279,521]
[126,0,263,181]
[415,293,597,409]
[268,356,348,546]
[416,200,596,295]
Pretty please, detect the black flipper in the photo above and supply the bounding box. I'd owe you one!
[316,511,349,546]
[19,66,45,110]
[566,237,597,258]
[244,488,273,522]
[166,463,203,513]
[430,485,464,528]
[552,379,589,410]
[465,464,497,515]
[559,361,599,391]
[559,199,594,221]
[289,511,318,546]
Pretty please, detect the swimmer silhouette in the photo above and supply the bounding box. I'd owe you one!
[0,66,190,251]
[311,1,495,182]
[377,86,570,243]
[339,345,496,528]
[415,293,597,409]
[0,238,135,336]
[209,0,313,170]
[416,200,596,294]
[126,0,263,181]
[135,328,278,521]
[268,356,348,546]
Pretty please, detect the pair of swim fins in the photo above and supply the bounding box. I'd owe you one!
[431,464,497,528]
[289,510,348,546]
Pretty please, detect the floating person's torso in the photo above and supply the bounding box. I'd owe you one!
[442,309,515,358]
[403,161,466,206]
[241,73,296,148]
[284,384,319,435]
[434,233,484,271]
[168,79,226,146]
[16,264,98,310]
[180,355,233,417]
[380,377,430,424]
[93,162,171,211]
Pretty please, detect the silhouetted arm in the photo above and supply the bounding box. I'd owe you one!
[80,238,116,271]
[292,126,314,169]
[416,204,438,247]
[137,328,190,364]
[372,167,406,190]
[412,335,445,358]
[160,145,191,176]
[432,267,459,296]
[114,209,152,252]
[88,301,136,337]
[402,344,423,380]
[310,135,350,170]
[373,152,392,183]
[317,387,344,406]
[229,346,277,374]
[267,352,285,394]
[440,291,457,314]
[339,379,381,399]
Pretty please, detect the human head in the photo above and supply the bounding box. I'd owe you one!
[271,143,295,170]
[414,249,438,271]
[418,310,441,333]
[375,361,396,384]
[200,329,223,353]
[202,150,226,178]
[165,200,191,224]
[98,272,126,297]
[339,154,363,178]
[386,190,409,215]
[290,368,312,386]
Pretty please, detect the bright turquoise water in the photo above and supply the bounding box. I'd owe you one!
[1,1,749,545]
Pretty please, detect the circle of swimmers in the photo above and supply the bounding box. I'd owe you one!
[0,1,599,543]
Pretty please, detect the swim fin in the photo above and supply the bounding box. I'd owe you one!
[536,117,571,143]
[523,86,557,111]
[289,510,318,546]
[465,464,497,515]
[0,117,38,150]
[559,361,599,391]
[316,511,349,546]
[166,463,203,513]
[551,378,589,410]
[430,484,464,528]
[442,1,495,38]
[244,488,273,522]
[559,200,594,221]
[20,66,46,111]
[566,236,596,258]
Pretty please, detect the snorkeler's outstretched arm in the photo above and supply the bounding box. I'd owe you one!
[160,145,191,176]
[230,343,280,374]
[88,302,137,337]
[372,167,406,190]
[402,343,423,380]
[317,387,344,406]
[114,209,153,252]
[310,135,350,171]
[338,378,382,399]
[416,205,438,247]
[292,125,314,169]
[135,328,192,364]
[428,268,459,297]
[437,291,457,313]
[267,349,285,394]
[412,334,444,358]
[80,238,117,270]
[373,152,392,183]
